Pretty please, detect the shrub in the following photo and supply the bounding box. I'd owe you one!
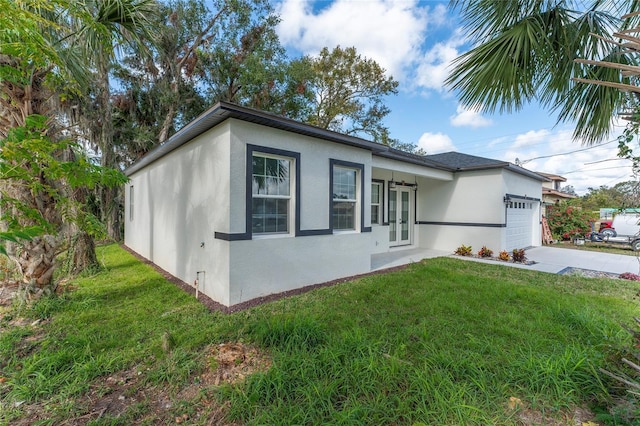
[454,244,472,256]
[512,248,526,263]
[546,202,596,241]
[619,272,640,281]
[478,246,493,258]
[498,250,510,261]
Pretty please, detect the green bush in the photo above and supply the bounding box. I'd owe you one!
[546,202,596,241]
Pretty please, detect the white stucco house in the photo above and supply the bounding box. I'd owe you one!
[124,102,546,307]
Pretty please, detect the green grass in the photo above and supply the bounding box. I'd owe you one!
[1,244,639,425]
[554,240,640,256]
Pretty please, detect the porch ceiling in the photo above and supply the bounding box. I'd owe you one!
[372,157,453,181]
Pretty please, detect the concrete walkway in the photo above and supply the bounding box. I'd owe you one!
[372,245,640,276]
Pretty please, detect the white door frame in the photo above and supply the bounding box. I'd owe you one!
[389,186,413,247]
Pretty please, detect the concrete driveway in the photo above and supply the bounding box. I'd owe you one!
[524,246,640,275]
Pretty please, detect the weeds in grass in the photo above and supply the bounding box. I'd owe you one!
[248,314,326,351]
[1,245,638,425]
[144,348,199,387]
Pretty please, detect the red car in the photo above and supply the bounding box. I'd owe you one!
[598,220,616,236]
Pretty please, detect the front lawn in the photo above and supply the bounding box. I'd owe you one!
[1,244,639,425]
[553,240,640,257]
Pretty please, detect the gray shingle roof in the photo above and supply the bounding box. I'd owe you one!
[424,151,548,182]
[124,103,547,183]
[424,151,507,169]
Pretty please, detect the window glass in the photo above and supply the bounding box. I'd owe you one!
[333,168,356,200]
[333,166,358,230]
[333,201,355,230]
[253,156,290,196]
[371,182,381,225]
[252,153,291,234]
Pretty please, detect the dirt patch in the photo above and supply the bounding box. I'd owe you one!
[6,342,270,425]
[507,396,598,425]
[208,342,272,385]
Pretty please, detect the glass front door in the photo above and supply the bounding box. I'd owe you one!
[389,187,411,246]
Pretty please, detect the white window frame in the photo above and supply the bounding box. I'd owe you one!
[251,152,294,237]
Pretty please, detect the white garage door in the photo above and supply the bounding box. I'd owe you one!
[506,200,535,250]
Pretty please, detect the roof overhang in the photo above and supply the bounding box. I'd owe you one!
[503,164,551,182]
[125,101,389,176]
[446,162,549,182]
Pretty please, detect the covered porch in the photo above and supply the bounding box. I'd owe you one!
[369,155,453,255]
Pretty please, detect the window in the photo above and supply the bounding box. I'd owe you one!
[332,166,358,230]
[371,182,381,225]
[251,153,292,234]
[129,185,134,221]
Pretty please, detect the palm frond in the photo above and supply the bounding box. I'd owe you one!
[445,14,546,113]
[558,48,633,145]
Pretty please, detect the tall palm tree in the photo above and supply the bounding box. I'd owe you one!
[446,1,640,145]
[70,0,156,241]
[0,0,154,287]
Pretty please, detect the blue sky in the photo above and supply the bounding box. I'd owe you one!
[272,0,635,195]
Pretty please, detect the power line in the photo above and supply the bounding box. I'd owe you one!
[561,164,632,174]
[515,139,618,165]
[603,173,635,187]
[584,158,629,165]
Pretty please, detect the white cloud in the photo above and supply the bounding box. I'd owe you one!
[495,127,631,195]
[417,132,456,154]
[275,0,434,80]
[450,105,492,128]
[512,129,551,148]
[414,29,466,93]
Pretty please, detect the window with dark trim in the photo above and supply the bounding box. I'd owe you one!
[251,153,293,235]
[330,159,365,232]
[371,182,382,225]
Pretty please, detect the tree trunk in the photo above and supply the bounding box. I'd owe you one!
[101,185,122,241]
[16,235,60,289]
[97,58,122,241]
[61,147,101,273]
[68,231,98,275]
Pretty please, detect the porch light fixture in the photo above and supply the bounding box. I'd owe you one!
[389,172,396,188]
[503,195,511,204]
[412,179,418,191]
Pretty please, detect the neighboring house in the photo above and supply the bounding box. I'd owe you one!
[124,102,546,307]
[538,172,576,213]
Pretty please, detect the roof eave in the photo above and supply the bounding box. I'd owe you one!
[125,101,389,176]
[452,163,549,182]
[373,150,454,172]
